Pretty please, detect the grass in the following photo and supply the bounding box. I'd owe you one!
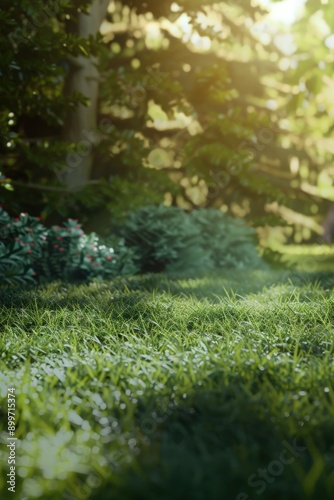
[0,269,334,499]
[265,243,334,272]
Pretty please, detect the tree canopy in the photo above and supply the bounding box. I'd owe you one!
[1,0,334,242]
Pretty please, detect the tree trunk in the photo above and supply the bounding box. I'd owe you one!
[323,204,334,243]
[62,0,109,190]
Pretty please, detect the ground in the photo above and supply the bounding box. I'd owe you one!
[0,269,334,499]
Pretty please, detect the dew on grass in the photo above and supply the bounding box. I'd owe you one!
[101,426,112,436]
[18,467,29,477]
[99,417,109,426]
[24,478,44,498]
[82,420,91,431]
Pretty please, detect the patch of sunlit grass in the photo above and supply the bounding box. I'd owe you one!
[0,271,334,498]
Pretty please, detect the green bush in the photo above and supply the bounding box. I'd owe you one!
[120,205,211,275]
[189,208,265,270]
[120,205,266,275]
[0,207,136,287]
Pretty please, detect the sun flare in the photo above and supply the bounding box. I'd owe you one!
[259,0,306,26]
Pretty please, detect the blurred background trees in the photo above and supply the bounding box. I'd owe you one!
[1,0,334,244]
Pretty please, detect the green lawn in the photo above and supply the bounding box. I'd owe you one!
[1,270,334,499]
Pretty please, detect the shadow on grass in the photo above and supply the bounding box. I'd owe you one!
[85,380,334,500]
[1,270,334,309]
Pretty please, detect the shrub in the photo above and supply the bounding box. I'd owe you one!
[120,205,266,275]
[189,208,265,270]
[0,208,136,287]
[0,209,46,286]
[120,205,211,275]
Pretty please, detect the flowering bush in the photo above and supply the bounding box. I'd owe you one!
[0,207,136,287]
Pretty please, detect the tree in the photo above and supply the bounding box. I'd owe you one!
[62,0,109,188]
[93,0,319,228]
[1,0,334,243]
[0,0,102,214]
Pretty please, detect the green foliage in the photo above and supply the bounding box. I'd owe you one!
[121,205,211,274]
[190,208,267,270]
[0,207,134,287]
[121,205,265,275]
[0,0,100,214]
[1,0,333,241]
[0,207,46,285]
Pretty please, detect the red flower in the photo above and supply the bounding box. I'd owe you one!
[14,217,19,221]
[28,227,33,232]
[56,236,62,240]
[59,247,64,252]
[106,256,112,261]
[27,249,32,254]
